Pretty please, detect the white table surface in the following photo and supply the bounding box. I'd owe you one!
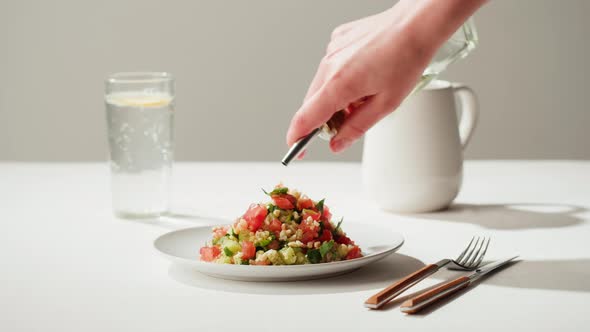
[1,161,589,331]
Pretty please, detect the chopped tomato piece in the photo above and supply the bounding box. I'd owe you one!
[321,205,332,222]
[336,235,354,245]
[243,203,268,231]
[267,240,280,250]
[300,219,320,233]
[300,219,320,243]
[241,241,256,260]
[301,209,321,222]
[200,246,221,262]
[321,219,333,231]
[268,218,282,233]
[272,194,297,210]
[318,229,333,242]
[297,197,315,210]
[301,231,316,244]
[346,246,362,260]
[213,226,228,239]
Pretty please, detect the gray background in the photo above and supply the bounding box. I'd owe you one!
[1,0,588,161]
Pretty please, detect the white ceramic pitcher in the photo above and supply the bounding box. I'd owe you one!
[362,80,478,213]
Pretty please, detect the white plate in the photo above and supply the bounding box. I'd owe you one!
[154,222,404,281]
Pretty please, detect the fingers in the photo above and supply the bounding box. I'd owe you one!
[286,75,362,147]
[297,150,306,160]
[303,63,327,102]
[330,94,393,153]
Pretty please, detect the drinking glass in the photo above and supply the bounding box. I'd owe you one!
[105,72,175,218]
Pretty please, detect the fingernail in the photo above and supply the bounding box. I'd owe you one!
[330,138,353,153]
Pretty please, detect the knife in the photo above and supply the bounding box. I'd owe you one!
[400,256,519,314]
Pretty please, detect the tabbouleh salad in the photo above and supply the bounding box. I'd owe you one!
[199,185,362,265]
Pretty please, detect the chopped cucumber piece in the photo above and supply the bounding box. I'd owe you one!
[223,239,241,256]
[295,251,307,264]
[216,255,232,264]
[265,250,283,265]
[336,243,349,258]
[238,230,250,242]
[279,247,297,265]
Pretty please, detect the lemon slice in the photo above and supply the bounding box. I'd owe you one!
[106,93,173,107]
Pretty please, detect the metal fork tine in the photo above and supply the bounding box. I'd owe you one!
[466,236,486,268]
[455,236,475,263]
[472,237,490,268]
[459,236,480,266]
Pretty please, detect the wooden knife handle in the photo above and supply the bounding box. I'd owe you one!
[364,264,439,309]
[400,276,471,314]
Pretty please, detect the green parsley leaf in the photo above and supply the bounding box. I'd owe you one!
[333,218,344,234]
[257,237,273,247]
[229,227,237,239]
[270,187,289,195]
[267,204,276,213]
[316,199,325,213]
[262,187,290,196]
[223,247,234,257]
[307,249,322,264]
[319,240,334,257]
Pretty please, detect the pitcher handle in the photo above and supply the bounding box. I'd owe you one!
[452,83,479,149]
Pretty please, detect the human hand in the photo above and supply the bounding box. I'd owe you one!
[286,0,486,156]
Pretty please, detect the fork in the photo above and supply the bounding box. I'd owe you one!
[364,236,490,309]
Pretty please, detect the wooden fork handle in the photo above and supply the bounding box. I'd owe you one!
[364,264,440,309]
[400,276,471,314]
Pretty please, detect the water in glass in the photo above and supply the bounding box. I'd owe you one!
[105,91,174,217]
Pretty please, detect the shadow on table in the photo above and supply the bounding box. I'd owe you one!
[454,258,590,293]
[414,258,590,313]
[411,203,586,230]
[168,253,425,295]
[383,258,590,315]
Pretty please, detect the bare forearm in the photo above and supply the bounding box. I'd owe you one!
[398,0,488,52]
